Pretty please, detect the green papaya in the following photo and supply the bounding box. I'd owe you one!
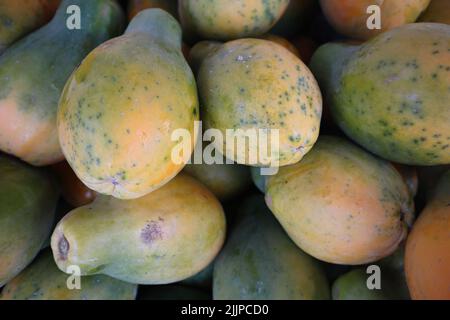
[0,0,125,166]
[50,174,226,285]
[0,250,137,300]
[309,23,450,165]
[0,154,58,287]
[139,285,210,300]
[213,195,330,300]
[265,135,414,265]
[57,8,199,199]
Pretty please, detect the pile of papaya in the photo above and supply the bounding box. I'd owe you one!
[0,0,449,300]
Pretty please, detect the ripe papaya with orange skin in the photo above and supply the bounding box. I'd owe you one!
[319,0,431,40]
[58,9,199,199]
[0,0,125,166]
[265,136,414,265]
[50,174,226,285]
[405,170,450,300]
[0,0,60,53]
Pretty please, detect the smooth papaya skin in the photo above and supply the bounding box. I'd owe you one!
[265,136,414,265]
[0,0,125,166]
[0,155,58,287]
[310,23,450,165]
[58,9,199,199]
[179,0,290,41]
[0,0,60,53]
[198,38,322,166]
[214,195,329,300]
[50,174,226,285]
[188,40,222,75]
[319,0,431,40]
[419,0,450,24]
[139,285,210,300]
[405,171,450,299]
[127,0,178,20]
[0,250,137,300]
[260,34,300,57]
[50,161,96,207]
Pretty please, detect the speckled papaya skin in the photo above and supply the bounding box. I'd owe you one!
[179,0,290,40]
[0,0,60,53]
[57,9,199,199]
[198,38,322,166]
[405,170,450,300]
[265,136,414,265]
[127,0,178,20]
[0,155,58,287]
[213,195,330,300]
[0,250,137,300]
[419,0,450,24]
[0,0,125,166]
[50,174,226,285]
[320,0,431,40]
[312,23,450,165]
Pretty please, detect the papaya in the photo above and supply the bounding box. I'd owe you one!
[51,161,96,207]
[270,0,318,37]
[332,267,409,300]
[0,250,137,300]
[198,38,322,167]
[260,34,300,57]
[178,0,290,41]
[319,0,431,40]
[265,136,414,265]
[309,23,450,165]
[58,9,199,199]
[0,154,58,286]
[183,162,251,201]
[181,261,214,289]
[0,0,125,166]
[419,0,450,24]
[392,164,419,198]
[139,285,210,300]
[405,170,450,299]
[188,40,222,75]
[50,174,226,285]
[127,0,178,20]
[0,0,60,53]
[213,195,330,300]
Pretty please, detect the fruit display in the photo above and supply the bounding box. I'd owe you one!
[0,0,449,302]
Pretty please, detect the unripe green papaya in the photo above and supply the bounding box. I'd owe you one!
[50,174,226,285]
[0,0,125,166]
[0,155,58,286]
[265,136,414,265]
[179,0,290,41]
[58,9,199,199]
[0,250,137,300]
[139,285,210,300]
[198,38,322,167]
[213,195,330,300]
[309,23,450,165]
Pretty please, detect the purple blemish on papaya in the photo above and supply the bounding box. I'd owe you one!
[58,235,69,261]
[141,221,163,244]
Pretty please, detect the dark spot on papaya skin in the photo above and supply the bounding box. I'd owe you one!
[141,221,163,244]
[58,235,69,261]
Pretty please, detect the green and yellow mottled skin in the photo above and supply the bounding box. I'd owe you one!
[139,285,210,300]
[0,155,58,287]
[50,174,226,285]
[0,250,137,300]
[213,195,329,300]
[58,9,199,199]
[179,0,290,41]
[0,0,60,53]
[310,23,450,165]
[0,0,124,166]
[419,0,450,24]
[265,136,414,265]
[198,38,322,166]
